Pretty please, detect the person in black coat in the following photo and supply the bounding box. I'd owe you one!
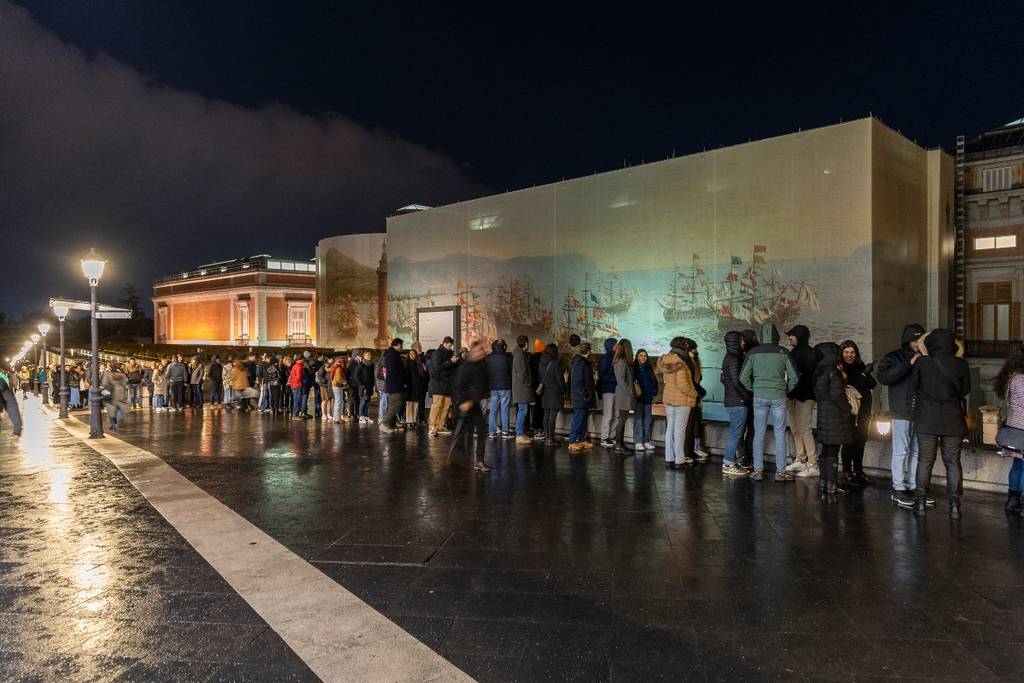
[911,328,970,517]
[405,349,428,426]
[427,338,458,435]
[786,324,819,472]
[569,343,596,449]
[486,339,514,438]
[721,331,752,475]
[839,340,876,487]
[738,329,759,467]
[813,342,853,496]
[356,351,376,422]
[536,344,565,445]
[379,338,406,432]
[448,340,490,471]
[877,323,926,506]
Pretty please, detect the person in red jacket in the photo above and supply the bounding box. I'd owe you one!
[289,358,307,419]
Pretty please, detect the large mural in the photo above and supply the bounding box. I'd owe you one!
[316,233,386,350]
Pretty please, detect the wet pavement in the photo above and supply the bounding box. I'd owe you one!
[0,405,315,681]
[4,402,1024,681]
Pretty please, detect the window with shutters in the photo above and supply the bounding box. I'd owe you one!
[973,282,1018,341]
[983,166,1012,192]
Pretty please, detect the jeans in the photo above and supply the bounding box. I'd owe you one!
[332,387,345,420]
[210,383,223,405]
[129,383,141,408]
[600,393,615,440]
[633,402,653,445]
[1009,458,1024,492]
[191,383,203,408]
[724,405,748,465]
[891,419,919,492]
[312,387,322,417]
[258,384,268,411]
[753,397,788,473]
[292,387,306,416]
[664,404,691,464]
[488,389,511,434]
[569,408,588,443]
[916,433,963,500]
[155,394,165,409]
[169,383,184,409]
[788,399,816,463]
[379,392,388,420]
[224,386,233,406]
[515,403,529,436]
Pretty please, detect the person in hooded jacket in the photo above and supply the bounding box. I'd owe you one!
[840,340,876,488]
[356,350,376,422]
[568,343,596,452]
[682,339,709,462]
[738,329,760,468]
[785,324,819,477]
[164,356,188,411]
[486,339,514,439]
[596,338,618,447]
[427,337,459,436]
[721,330,753,477]
[813,342,853,496]
[633,349,658,452]
[910,328,970,518]
[877,323,926,509]
[740,323,799,481]
[208,356,223,407]
[511,336,534,444]
[657,336,701,468]
[537,344,565,445]
[448,340,491,471]
[405,349,427,427]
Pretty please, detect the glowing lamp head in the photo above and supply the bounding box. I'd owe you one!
[874,411,892,437]
[81,248,106,285]
[53,304,69,321]
[37,323,50,336]
[30,334,40,344]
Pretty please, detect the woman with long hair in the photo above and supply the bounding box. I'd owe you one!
[633,349,658,451]
[537,343,565,445]
[611,339,636,455]
[813,342,853,496]
[839,340,876,488]
[405,349,428,427]
[994,344,1024,516]
[681,338,708,462]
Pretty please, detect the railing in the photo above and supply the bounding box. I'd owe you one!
[236,335,250,347]
[288,333,312,347]
[965,340,1019,358]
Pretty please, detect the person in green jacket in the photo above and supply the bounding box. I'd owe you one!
[740,322,800,481]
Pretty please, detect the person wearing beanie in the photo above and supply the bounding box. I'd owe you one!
[785,324,819,478]
[877,323,927,509]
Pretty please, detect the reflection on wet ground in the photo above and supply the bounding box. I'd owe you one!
[0,404,315,681]
[102,407,1024,681]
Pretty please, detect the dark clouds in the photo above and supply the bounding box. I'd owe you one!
[0,0,482,315]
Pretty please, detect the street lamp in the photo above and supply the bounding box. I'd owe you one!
[874,410,892,437]
[29,334,40,395]
[37,323,50,405]
[53,304,70,418]
[82,248,107,438]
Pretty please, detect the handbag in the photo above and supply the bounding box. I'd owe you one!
[997,423,1024,453]
[844,385,862,416]
[632,380,642,398]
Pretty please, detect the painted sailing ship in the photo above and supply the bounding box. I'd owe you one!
[658,254,715,321]
[593,271,637,314]
[492,275,554,340]
[557,272,620,346]
[389,292,438,336]
[457,280,497,346]
[709,246,821,330]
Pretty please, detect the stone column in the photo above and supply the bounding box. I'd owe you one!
[374,242,389,349]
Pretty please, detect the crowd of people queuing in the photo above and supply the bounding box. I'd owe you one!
[3,317,1024,519]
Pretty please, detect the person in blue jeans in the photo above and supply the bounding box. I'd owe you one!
[568,343,595,452]
[993,346,1024,517]
[739,323,799,481]
[877,324,926,509]
[632,349,657,451]
[486,339,514,438]
[720,331,752,476]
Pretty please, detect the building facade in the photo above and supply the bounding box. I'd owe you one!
[963,118,1024,356]
[152,255,317,347]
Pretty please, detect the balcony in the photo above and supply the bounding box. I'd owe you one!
[965,339,1019,358]
[288,333,312,347]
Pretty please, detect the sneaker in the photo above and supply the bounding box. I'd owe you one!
[380,424,396,434]
[774,471,795,482]
[502,432,516,440]
[601,439,616,448]
[568,442,584,452]
[635,443,646,452]
[474,461,491,472]
[428,430,438,437]
[695,448,710,460]
[750,470,764,481]
[643,442,656,451]
[533,433,547,441]
[515,435,532,445]
[785,461,806,473]
[488,433,499,440]
[796,465,820,478]
[438,429,453,436]
[892,490,916,509]
[831,483,849,495]
[722,463,748,477]
[580,441,593,449]
[925,496,936,507]
[682,456,695,465]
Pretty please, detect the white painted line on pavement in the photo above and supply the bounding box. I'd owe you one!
[51,413,471,683]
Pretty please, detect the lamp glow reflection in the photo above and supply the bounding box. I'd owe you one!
[874,411,892,437]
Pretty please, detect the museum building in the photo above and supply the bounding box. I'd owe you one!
[151,255,318,347]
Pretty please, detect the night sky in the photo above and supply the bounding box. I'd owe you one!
[2,0,1023,317]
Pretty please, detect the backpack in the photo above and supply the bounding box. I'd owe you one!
[265,365,280,386]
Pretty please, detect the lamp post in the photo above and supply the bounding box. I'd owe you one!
[53,305,69,418]
[37,323,50,405]
[82,249,107,439]
[29,333,40,395]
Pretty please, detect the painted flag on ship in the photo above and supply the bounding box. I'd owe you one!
[753,254,766,264]
[456,281,464,289]
[753,245,767,253]
[731,256,743,265]
[591,293,600,305]
[572,298,581,307]
[594,309,602,319]
[719,305,733,316]
[726,273,738,281]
